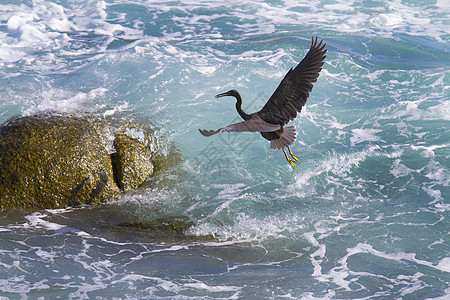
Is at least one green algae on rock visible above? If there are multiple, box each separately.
[0,114,119,209]
[0,114,155,209]
[111,134,154,191]
[119,217,195,235]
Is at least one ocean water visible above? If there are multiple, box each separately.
[0,0,449,298]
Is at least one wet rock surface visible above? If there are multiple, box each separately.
[0,114,155,209]
[111,134,154,192]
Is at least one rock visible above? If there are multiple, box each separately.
[0,114,119,209]
[111,134,154,191]
[118,217,195,235]
[0,113,155,209]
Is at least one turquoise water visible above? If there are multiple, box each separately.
[0,0,449,298]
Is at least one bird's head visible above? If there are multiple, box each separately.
[215,89,240,99]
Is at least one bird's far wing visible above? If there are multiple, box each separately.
[257,37,326,126]
[199,116,281,137]
[221,117,281,133]
[199,128,221,136]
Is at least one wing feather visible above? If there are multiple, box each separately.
[258,37,326,126]
[199,114,281,137]
[222,118,281,133]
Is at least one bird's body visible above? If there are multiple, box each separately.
[199,37,327,169]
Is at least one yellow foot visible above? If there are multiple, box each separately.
[290,153,299,163]
[287,158,297,169]
[288,146,299,162]
[283,148,298,169]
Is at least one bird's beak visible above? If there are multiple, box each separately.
[215,92,228,99]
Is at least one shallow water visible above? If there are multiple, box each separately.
[0,0,449,299]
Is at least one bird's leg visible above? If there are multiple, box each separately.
[287,145,299,162]
[283,148,297,169]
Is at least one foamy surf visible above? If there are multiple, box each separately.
[0,0,449,299]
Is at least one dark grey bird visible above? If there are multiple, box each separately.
[199,37,326,169]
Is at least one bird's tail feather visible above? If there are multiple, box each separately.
[270,126,297,150]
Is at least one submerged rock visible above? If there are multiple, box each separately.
[0,113,155,209]
[118,217,196,235]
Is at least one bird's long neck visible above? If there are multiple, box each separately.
[234,93,251,120]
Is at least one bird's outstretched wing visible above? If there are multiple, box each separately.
[199,115,281,137]
[257,37,326,126]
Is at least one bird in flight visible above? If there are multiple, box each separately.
[199,37,326,169]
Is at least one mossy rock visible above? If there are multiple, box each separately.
[0,113,158,209]
[111,134,154,191]
[118,217,195,234]
[0,114,120,209]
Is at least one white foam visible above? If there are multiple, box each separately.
[150,245,189,253]
[310,241,448,292]
[116,274,241,297]
[410,144,448,159]
[323,3,353,11]
[301,290,337,300]
[0,0,143,73]
[4,0,74,50]
[18,23,51,45]
[7,14,33,32]
[0,277,50,296]
[423,160,450,186]
[0,44,27,63]
[248,0,448,39]
[391,100,450,122]
[350,128,382,146]
[24,212,65,231]
[189,211,303,245]
[427,238,445,250]
[290,146,382,197]
[192,65,217,75]
[390,159,414,178]
[35,249,56,261]
[370,13,403,27]
[183,282,241,292]
[22,87,108,116]
[436,257,450,273]
[103,101,129,117]
[398,272,426,297]
[426,101,450,121]
[0,0,448,75]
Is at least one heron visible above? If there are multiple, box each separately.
[199,37,326,169]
